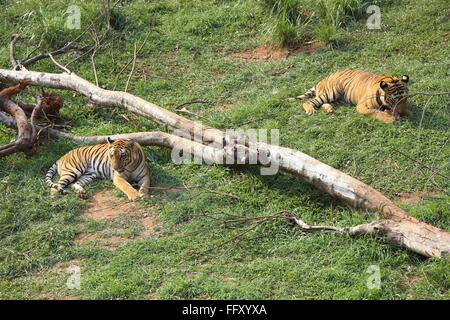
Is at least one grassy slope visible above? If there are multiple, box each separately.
[0,0,448,299]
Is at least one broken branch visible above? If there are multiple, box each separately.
[285,212,449,259]
[0,96,34,156]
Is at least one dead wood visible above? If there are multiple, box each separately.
[285,212,449,258]
[0,96,34,156]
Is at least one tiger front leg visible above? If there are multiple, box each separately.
[137,174,150,199]
[71,172,97,199]
[303,102,317,115]
[321,103,335,114]
[50,173,75,197]
[113,172,140,201]
[303,96,330,115]
[356,103,395,124]
[50,185,63,197]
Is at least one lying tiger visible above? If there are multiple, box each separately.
[297,70,410,123]
[46,138,150,200]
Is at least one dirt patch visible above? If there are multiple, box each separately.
[397,192,441,205]
[75,191,158,246]
[51,259,81,275]
[74,232,98,245]
[103,235,130,247]
[76,190,158,247]
[230,41,324,61]
[401,274,424,286]
[288,41,326,56]
[231,45,289,61]
[146,293,157,300]
[84,191,137,220]
[139,216,158,237]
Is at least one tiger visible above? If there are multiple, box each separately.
[296,70,410,123]
[45,138,150,200]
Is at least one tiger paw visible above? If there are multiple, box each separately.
[73,184,87,199]
[303,103,317,115]
[78,191,88,200]
[322,103,335,114]
[127,191,140,201]
[138,192,149,200]
[50,187,61,197]
[382,110,396,124]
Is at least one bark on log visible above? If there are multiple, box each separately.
[0,114,245,169]
[286,213,449,259]
[0,96,34,156]
[0,69,449,259]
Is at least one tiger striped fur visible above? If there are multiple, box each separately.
[45,138,150,200]
[297,70,410,123]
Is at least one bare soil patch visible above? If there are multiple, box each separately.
[139,216,157,237]
[401,274,423,286]
[51,259,81,275]
[146,293,157,300]
[230,41,324,61]
[76,191,159,247]
[84,191,137,220]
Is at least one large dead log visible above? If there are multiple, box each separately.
[0,69,449,259]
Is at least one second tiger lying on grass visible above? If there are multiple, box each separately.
[45,138,150,200]
[297,70,410,124]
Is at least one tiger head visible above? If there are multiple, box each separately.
[378,75,409,114]
[107,137,135,173]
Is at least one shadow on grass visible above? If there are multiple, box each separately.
[236,166,343,210]
[408,103,449,132]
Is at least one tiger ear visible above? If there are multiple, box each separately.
[380,81,388,90]
[401,75,409,83]
[106,137,114,145]
[126,139,135,148]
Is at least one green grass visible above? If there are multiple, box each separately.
[259,0,369,46]
[0,0,449,299]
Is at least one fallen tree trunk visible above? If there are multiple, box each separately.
[0,69,449,259]
[0,113,247,169]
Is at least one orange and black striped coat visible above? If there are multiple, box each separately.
[46,138,150,200]
[298,70,410,123]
